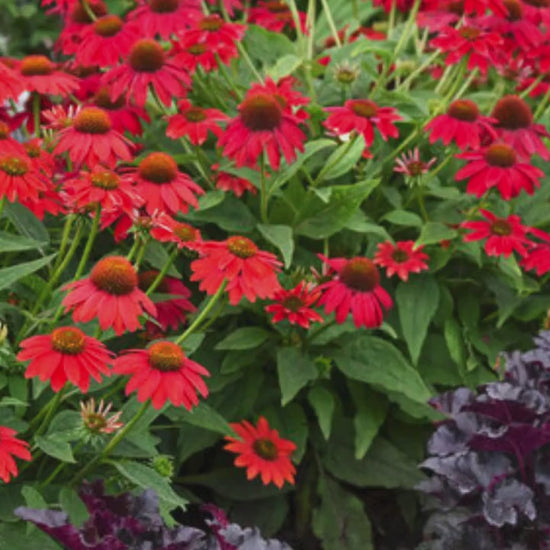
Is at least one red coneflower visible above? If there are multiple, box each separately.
[0,121,27,157]
[0,154,48,203]
[0,62,22,103]
[170,38,218,73]
[374,241,430,282]
[17,327,113,392]
[317,255,393,329]
[62,256,157,335]
[219,84,307,170]
[455,143,544,199]
[190,236,282,305]
[425,99,497,150]
[248,1,307,33]
[491,95,550,160]
[521,244,550,276]
[206,0,243,16]
[138,270,196,331]
[323,99,401,153]
[53,106,134,168]
[128,152,203,216]
[215,170,257,197]
[112,340,210,410]
[461,209,530,258]
[63,167,143,214]
[23,138,56,177]
[17,55,80,96]
[265,282,324,329]
[75,15,139,67]
[128,0,202,39]
[149,213,202,249]
[21,187,65,220]
[224,416,296,488]
[165,99,229,145]
[0,427,31,483]
[102,38,191,107]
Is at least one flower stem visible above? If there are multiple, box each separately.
[145,248,178,296]
[32,93,41,138]
[40,440,85,488]
[29,384,68,438]
[259,154,269,223]
[175,280,227,346]
[313,136,357,186]
[70,400,150,486]
[319,0,341,47]
[73,205,101,282]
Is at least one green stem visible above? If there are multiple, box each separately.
[70,401,150,486]
[416,187,429,222]
[307,319,336,344]
[534,84,550,119]
[31,385,68,438]
[175,280,227,345]
[319,0,341,46]
[32,93,41,138]
[73,205,101,282]
[0,196,5,222]
[236,43,263,83]
[520,73,545,99]
[146,248,178,296]
[396,50,440,92]
[52,215,75,273]
[313,136,356,186]
[41,440,85,487]
[259,155,269,223]
[126,238,141,261]
[80,0,97,20]
[133,236,149,270]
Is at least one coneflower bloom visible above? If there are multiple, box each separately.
[170,38,219,73]
[190,236,282,305]
[224,416,296,488]
[165,99,229,145]
[461,209,530,258]
[63,167,143,214]
[0,427,31,483]
[0,62,22,103]
[374,241,430,281]
[0,121,27,156]
[74,15,139,67]
[0,154,48,203]
[79,398,123,436]
[113,340,210,410]
[265,282,324,329]
[62,256,157,335]
[128,152,203,216]
[17,327,113,392]
[21,187,65,220]
[215,170,257,197]
[521,244,550,276]
[16,55,80,96]
[455,143,544,199]
[102,38,191,107]
[128,0,202,39]
[138,270,196,331]
[491,95,550,160]
[425,99,497,150]
[23,138,56,177]
[206,0,243,16]
[219,85,307,170]
[323,99,401,151]
[248,1,307,33]
[53,106,134,168]
[149,213,202,249]
[394,148,436,178]
[317,255,393,328]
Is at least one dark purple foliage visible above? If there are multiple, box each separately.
[419,330,550,549]
[14,481,291,550]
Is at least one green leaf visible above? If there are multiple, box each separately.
[186,195,256,232]
[416,222,457,246]
[59,487,88,527]
[444,318,467,381]
[0,522,61,550]
[244,25,295,65]
[396,275,440,365]
[332,334,432,404]
[0,231,47,253]
[307,387,335,440]
[264,402,308,463]
[257,224,294,268]
[196,189,225,210]
[4,202,49,246]
[321,135,366,181]
[348,384,388,460]
[112,461,188,511]
[267,54,302,80]
[216,327,270,350]
[382,210,423,227]
[277,347,318,406]
[295,179,380,239]
[313,477,373,550]
[21,486,47,510]
[0,397,27,407]
[0,254,57,293]
[35,435,75,463]
[47,410,82,441]
[167,402,234,435]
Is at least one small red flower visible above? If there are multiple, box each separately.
[16,55,80,96]
[491,95,550,160]
[521,244,550,276]
[324,99,401,152]
[0,427,31,483]
[102,38,191,107]
[113,340,210,410]
[149,213,202,249]
[190,236,282,305]
[461,209,530,258]
[215,169,257,197]
[425,99,497,150]
[128,152,204,216]
[0,121,28,157]
[138,270,196,331]
[265,282,324,329]
[317,256,393,328]
[17,327,113,392]
[219,83,307,170]
[224,416,296,488]
[455,143,544,200]
[374,241,429,282]
[0,62,22,103]
[0,154,48,203]
[165,99,229,145]
[53,106,134,168]
[75,15,139,67]
[62,256,157,335]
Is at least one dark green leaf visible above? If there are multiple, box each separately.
[0,522,61,549]
[0,254,57,293]
[167,402,234,435]
[257,224,294,268]
[321,135,366,181]
[216,327,270,350]
[307,387,335,440]
[59,487,88,527]
[186,195,256,232]
[21,486,47,510]
[4,203,49,246]
[382,210,423,227]
[0,232,47,253]
[416,222,457,246]
[35,435,75,463]
[277,347,317,405]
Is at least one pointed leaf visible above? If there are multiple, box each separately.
[277,347,317,406]
[0,254,57,293]
[307,387,335,440]
[257,224,294,268]
[216,327,270,350]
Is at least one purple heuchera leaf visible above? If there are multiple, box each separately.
[482,479,536,527]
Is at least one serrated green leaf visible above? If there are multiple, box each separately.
[257,224,294,268]
[396,275,440,365]
[307,387,335,440]
[277,347,317,406]
[0,254,57,293]
[216,327,270,350]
